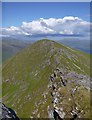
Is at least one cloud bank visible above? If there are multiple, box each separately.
[1,16,90,39]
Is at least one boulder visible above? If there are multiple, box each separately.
[1,103,20,120]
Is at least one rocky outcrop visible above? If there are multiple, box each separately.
[1,66,90,119]
[1,103,20,120]
[47,67,90,119]
[48,67,66,119]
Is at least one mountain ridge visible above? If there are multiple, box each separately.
[2,39,91,119]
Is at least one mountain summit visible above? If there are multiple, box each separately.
[2,39,91,119]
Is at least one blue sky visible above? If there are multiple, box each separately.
[2,2,90,27]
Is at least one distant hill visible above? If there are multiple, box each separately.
[57,38,91,54]
[2,37,32,62]
[2,39,91,119]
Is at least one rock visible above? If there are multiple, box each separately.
[71,86,78,94]
[69,98,71,101]
[56,68,60,72]
[48,68,90,119]
[54,73,56,78]
[53,109,63,120]
[48,82,53,89]
[53,97,58,104]
[51,92,54,97]
[50,75,54,82]
[1,103,20,120]
[55,92,60,97]
[60,77,66,86]
[70,108,81,119]
[52,85,56,90]
[30,115,33,118]
[5,79,10,83]
[32,109,38,115]
[37,113,40,118]
[54,107,65,120]
[43,93,47,102]
[47,106,54,119]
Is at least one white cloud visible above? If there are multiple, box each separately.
[1,16,90,38]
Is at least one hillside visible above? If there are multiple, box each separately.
[57,38,90,55]
[2,38,31,62]
[2,39,91,119]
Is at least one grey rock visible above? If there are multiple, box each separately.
[54,107,65,119]
[1,103,20,120]
[47,106,54,119]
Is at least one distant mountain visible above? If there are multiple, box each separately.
[2,39,91,119]
[2,37,33,62]
[57,38,91,55]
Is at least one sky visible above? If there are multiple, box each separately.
[1,2,90,40]
[2,2,90,27]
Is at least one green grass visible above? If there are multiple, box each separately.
[2,39,91,118]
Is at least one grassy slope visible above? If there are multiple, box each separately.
[2,39,90,118]
[2,38,30,62]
